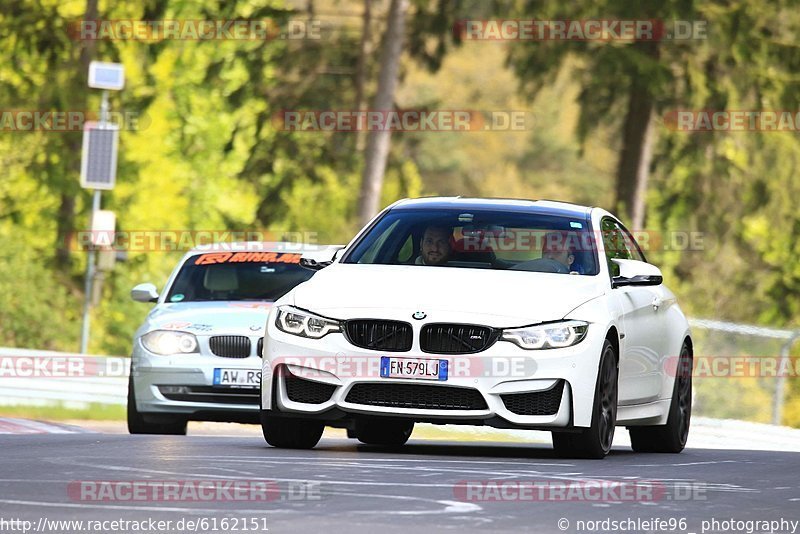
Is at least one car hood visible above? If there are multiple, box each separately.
[143,301,274,336]
[291,264,605,328]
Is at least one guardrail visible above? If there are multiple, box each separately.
[0,347,128,406]
[2,317,799,423]
[687,319,799,426]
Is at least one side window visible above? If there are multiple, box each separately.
[397,235,413,263]
[601,218,625,276]
[617,223,646,263]
[601,218,645,276]
[357,219,399,264]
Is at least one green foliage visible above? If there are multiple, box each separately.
[0,227,80,350]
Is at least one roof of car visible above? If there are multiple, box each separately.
[390,197,593,218]
[186,241,316,254]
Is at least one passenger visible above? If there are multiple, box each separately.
[541,231,576,271]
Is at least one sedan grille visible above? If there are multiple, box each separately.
[420,323,499,354]
[345,383,488,411]
[500,381,565,416]
[344,320,413,352]
[209,336,251,358]
[257,337,264,358]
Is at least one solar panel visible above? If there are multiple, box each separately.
[80,121,119,190]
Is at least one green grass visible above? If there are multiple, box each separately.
[0,403,125,421]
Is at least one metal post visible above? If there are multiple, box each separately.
[79,190,101,354]
[79,90,109,354]
[772,335,798,426]
[100,90,109,123]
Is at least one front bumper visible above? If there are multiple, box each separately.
[131,338,263,423]
[262,320,605,429]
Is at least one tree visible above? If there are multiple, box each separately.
[353,0,373,151]
[505,3,681,230]
[357,0,408,225]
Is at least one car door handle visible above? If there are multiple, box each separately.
[652,296,663,311]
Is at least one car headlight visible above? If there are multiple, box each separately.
[141,330,199,355]
[275,306,340,339]
[501,320,589,350]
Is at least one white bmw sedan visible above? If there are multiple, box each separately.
[260,198,693,458]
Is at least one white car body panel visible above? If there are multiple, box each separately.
[261,200,691,431]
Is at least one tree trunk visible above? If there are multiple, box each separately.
[354,0,373,151]
[615,89,655,231]
[56,0,98,269]
[615,43,659,232]
[357,0,407,225]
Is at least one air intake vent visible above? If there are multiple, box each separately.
[284,370,337,404]
[500,381,565,416]
[158,386,259,405]
[345,383,488,410]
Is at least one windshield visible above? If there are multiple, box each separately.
[165,252,314,303]
[342,208,599,275]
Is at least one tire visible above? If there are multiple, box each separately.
[629,342,692,453]
[261,413,324,449]
[552,339,618,459]
[127,373,187,435]
[355,419,414,446]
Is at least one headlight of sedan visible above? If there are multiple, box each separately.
[275,306,341,339]
[141,330,199,355]
[501,320,589,350]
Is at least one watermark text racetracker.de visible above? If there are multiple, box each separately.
[273,109,532,132]
[454,19,707,41]
[664,356,800,378]
[454,480,706,502]
[0,110,146,132]
[276,355,538,379]
[69,230,319,251]
[665,110,800,131]
[68,479,321,502]
[0,355,128,378]
[69,19,321,41]
[0,516,270,534]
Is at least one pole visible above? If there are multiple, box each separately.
[79,190,100,353]
[79,90,109,354]
[772,335,797,426]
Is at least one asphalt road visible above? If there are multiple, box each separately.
[0,432,798,534]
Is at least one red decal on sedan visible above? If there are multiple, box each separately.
[194,252,301,265]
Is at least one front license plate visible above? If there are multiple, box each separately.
[213,368,261,388]
[380,357,448,381]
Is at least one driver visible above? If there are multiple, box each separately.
[541,231,576,271]
[415,225,453,266]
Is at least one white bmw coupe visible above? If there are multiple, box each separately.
[260,198,692,458]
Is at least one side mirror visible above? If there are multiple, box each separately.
[300,245,346,270]
[131,283,159,303]
[611,259,663,288]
